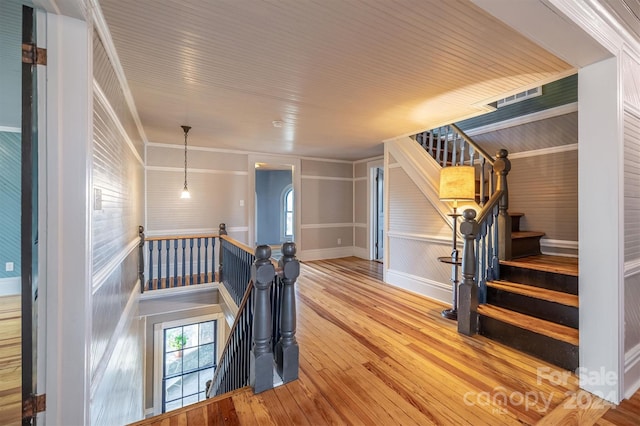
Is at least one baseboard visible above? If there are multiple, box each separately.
[298,246,354,261]
[353,246,369,260]
[540,239,578,258]
[625,342,640,399]
[385,269,451,304]
[0,277,21,296]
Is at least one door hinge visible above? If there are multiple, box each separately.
[22,43,47,65]
[23,393,46,419]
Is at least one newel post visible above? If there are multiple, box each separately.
[276,242,300,383]
[458,209,479,336]
[494,149,512,261]
[138,225,145,293]
[218,223,227,282]
[250,245,275,393]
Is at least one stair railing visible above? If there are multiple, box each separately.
[415,123,495,206]
[458,150,511,336]
[219,232,256,306]
[413,124,512,336]
[207,242,300,397]
[142,229,221,292]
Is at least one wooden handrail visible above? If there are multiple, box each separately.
[145,233,219,241]
[450,123,495,166]
[220,234,254,256]
[475,189,504,225]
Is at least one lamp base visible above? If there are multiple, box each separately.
[441,308,457,321]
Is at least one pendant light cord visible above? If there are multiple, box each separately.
[181,125,191,190]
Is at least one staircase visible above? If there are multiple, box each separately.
[482,213,579,371]
[410,125,579,371]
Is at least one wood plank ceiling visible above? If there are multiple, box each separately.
[98,0,574,160]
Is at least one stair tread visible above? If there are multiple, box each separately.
[509,212,525,217]
[500,254,578,276]
[478,304,579,346]
[488,280,579,308]
[512,231,545,239]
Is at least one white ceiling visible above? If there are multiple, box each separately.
[98,0,575,160]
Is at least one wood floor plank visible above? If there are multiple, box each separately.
[133,257,640,426]
[0,295,21,426]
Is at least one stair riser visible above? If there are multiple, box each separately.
[511,237,542,258]
[479,316,578,371]
[500,265,578,295]
[486,288,578,329]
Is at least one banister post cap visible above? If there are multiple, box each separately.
[462,209,476,221]
[281,242,296,257]
[279,242,300,280]
[255,245,271,260]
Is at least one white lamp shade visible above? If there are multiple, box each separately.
[439,166,475,202]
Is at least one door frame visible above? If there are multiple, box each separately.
[247,154,301,250]
[367,159,384,261]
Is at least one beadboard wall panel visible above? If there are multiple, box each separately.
[354,180,367,224]
[146,169,247,232]
[354,162,367,178]
[388,167,450,237]
[0,132,21,280]
[93,29,144,158]
[508,150,578,242]
[301,159,353,178]
[93,100,144,275]
[623,53,640,110]
[90,28,145,426]
[147,145,247,171]
[625,274,640,352]
[301,227,353,250]
[0,0,20,128]
[91,250,138,377]
[301,179,353,225]
[355,226,367,249]
[387,237,451,289]
[91,314,144,425]
[470,111,577,156]
[624,110,640,262]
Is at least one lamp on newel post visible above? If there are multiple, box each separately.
[439,165,475,320]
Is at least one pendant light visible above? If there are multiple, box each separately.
[180,125,191,199]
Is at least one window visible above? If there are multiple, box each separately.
[283,186,293,239]
[154,314,223,414]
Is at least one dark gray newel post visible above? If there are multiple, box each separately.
[276,242,300,383]
[218,223,227,282]
[458,209,479,336]
[138,225,145,293]
[494,149,512,261]
[250,245,275,393]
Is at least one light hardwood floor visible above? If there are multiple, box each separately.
[133,257,640,425]
[0,295,21,426]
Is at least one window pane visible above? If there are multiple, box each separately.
[183,324,198,348]
[199,368,214,391]
[286,189,293,210]
[183,394,199,406]
[165,399,182,412]
[164,376,182,402]
[165,327,184,353]
[183,372,199,397]
[199,321,214,344]
[182,347,199,372]
[286,213,293,236]
[199,343,215,368]
[165,352,182,376]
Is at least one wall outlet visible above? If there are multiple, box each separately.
[337,238,342,245]
[239,199,245,207]
[5,262,14,272]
